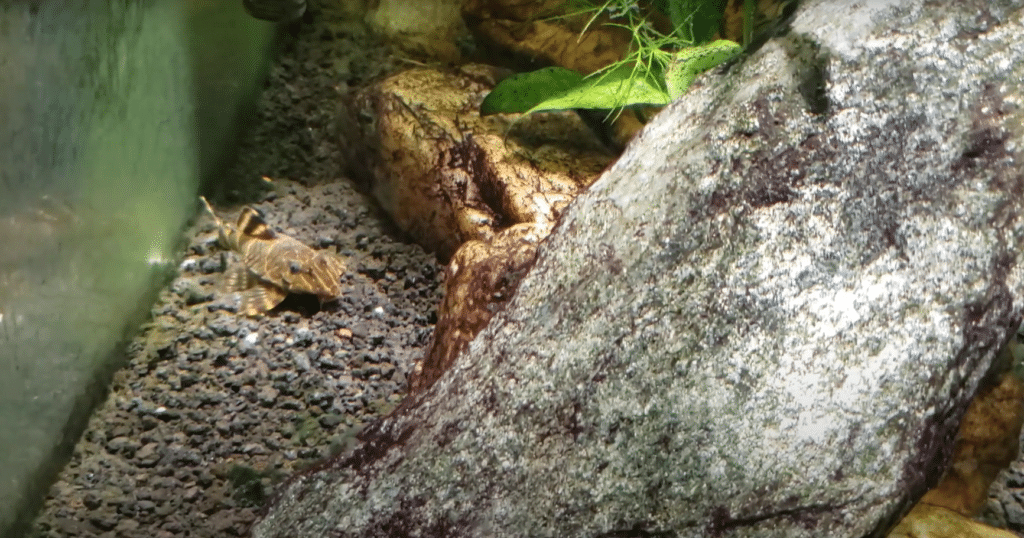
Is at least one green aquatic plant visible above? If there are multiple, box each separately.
[479,0,754,117]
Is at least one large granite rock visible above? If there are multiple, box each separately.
[255,1,1024,537]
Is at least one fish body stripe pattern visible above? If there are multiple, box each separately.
[199,197,346,315]
[232,221,345,298]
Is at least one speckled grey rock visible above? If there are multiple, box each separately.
[254,1,1024,537]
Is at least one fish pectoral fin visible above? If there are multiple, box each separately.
[238,282,288,317]
[224,265,258,292]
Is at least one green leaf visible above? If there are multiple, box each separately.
[525,62,671,114]
[480,67,587,116]
[664,39,742,98]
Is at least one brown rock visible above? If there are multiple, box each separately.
[462,0,632,74]
[410,222,544,392]
[888,503,1018,538]
[920,371,1024,517]
[344,65,613,391]
[342,64,611,260]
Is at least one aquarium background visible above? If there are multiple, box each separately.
[0,1,275,535]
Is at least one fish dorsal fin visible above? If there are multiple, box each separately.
[199,196,238,248]
[237,207,276,240]
[199,196,223,228]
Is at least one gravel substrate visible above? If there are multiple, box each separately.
[28,6,443,538]
[29,183,442,538]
